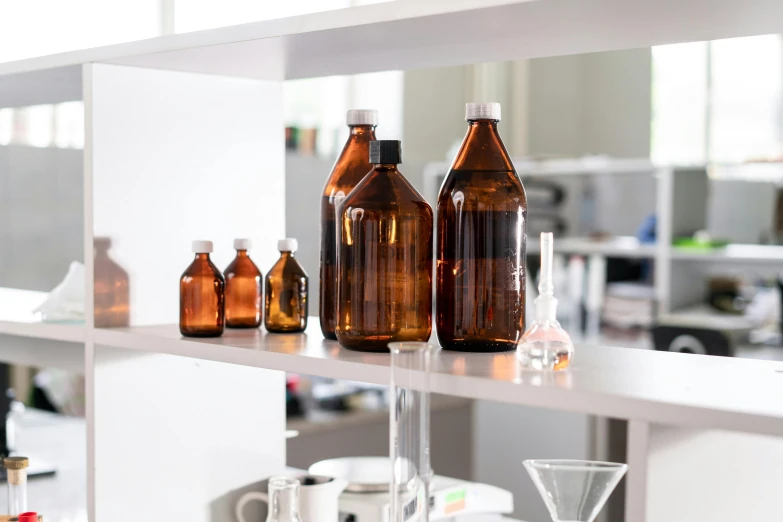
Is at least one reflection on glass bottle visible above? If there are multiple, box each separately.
[336,140,433,351]
[225,238,263,328]
[180,240,225,337]
[436,103,527,352]
[266,239,308,333]
[94,237,130,328]
[320,110,378,340]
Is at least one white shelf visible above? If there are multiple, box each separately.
[671,244,783,263]
[94,323,783,437]
[1,0,782,80]
[0,287,86,342]
[0,288,85,373]
[517,157,657,177]
[528,236,657,258]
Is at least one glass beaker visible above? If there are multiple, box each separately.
[523,459,628,522]
[266,476,302,522]
[389,342,434,522]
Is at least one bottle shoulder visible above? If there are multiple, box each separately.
[225,256,261,277]
[437,169,527,209]
[181,259,225,281]
[342,168,433,216]
[268,256,308,279]
[322,138,375,198]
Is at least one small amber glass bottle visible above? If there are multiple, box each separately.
[224,238,263,328]
[336,140,433,351]
[180,240,225,337]
[320,110,378,340]
[436,103,527,352]
[265,239,308,333]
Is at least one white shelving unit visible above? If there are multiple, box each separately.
[1,1,783,521]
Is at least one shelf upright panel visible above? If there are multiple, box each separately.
[86,62,287,521]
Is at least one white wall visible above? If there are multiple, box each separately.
[528,48,652,158]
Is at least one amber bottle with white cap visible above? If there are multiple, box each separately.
[266,239,308,333]
[180,240,225,337]
[436,103,527,352]
[320,109,378,340]
[225,238,263,328]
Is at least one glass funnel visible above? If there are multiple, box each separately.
[523,459,628,522]
[389,342,434,522]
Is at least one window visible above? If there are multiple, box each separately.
[652,34,783,166]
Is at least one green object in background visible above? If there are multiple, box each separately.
[672,237,730,249]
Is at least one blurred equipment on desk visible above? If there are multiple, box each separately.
[602,282,656,330]
[308,457,513,522]
[287,375,386,419]
[654,277,782,356]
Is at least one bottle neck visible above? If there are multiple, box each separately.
[348,124,376,139]
[236,250,248,257]
[195,253,210,261]
[452,119,514,172]
[280,251,294,258]
[373,163,399,170]
[269,479,300,522]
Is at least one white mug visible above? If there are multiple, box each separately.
[236,475,348,522]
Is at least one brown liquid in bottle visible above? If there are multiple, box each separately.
[336,140,433,351]
[436,104,527,352]
[180,241,225,337]
[266,239,308,333]
[94,237,130,328]
[320,111,377,340]
[224,239,263,328]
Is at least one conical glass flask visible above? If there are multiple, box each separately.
[517,232,574,370]
[523,459,628,522]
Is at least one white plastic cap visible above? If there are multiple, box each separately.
[192,240,213,253]
[346,109,378,126]
[234,238,252,250]
[466,102,501,121]
[278,238,298,252]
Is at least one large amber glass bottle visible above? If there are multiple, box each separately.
[336,140,433,351]
[320,110,378,340]
[180,240,225,337]
[266,239,308,333]
[224,238,263,328]
[436,103,527,352]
